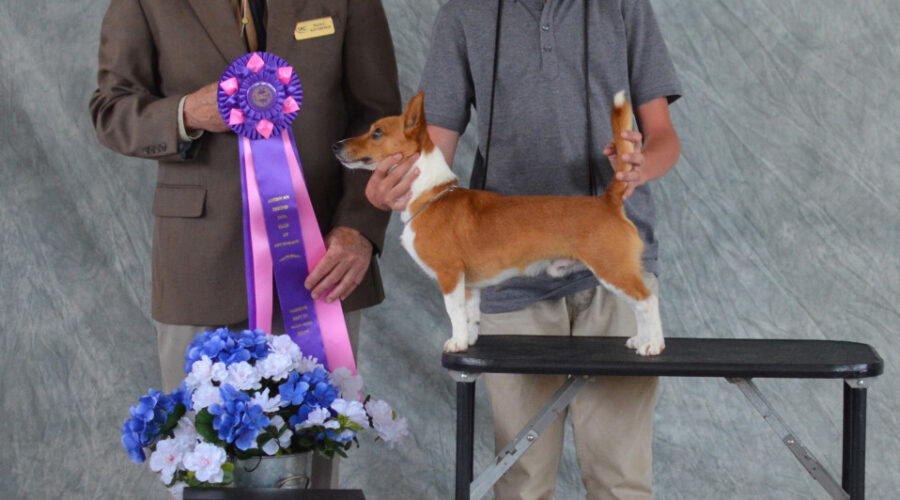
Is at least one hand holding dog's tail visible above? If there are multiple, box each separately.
[605,90,634,204]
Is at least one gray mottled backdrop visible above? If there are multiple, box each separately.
[1,1,897,499]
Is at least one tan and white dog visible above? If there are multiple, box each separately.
[333,91,664,356]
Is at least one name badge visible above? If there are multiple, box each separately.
[294,17,335,40]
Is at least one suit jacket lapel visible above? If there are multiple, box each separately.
[187,0,247,63]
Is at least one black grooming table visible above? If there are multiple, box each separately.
[442,336,883,500]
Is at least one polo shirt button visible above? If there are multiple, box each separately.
[541,24,550,31]
[543,45,552,52]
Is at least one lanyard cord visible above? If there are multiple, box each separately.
[584,0,598,195]
[480,0,504,190]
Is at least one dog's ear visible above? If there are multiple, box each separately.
[403,91,426,138]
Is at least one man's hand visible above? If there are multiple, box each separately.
[184,82,231,134]
[365,153,420,211]
[603,130,646,201]
[304,226,373,303]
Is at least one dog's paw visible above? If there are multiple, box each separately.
[626,335,665,356]
[444,337,469,353]
[467,322,479,345]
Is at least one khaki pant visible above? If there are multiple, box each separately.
[155,310,361,489]
[481,273,659,500]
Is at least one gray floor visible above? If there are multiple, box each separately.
[1,1,897,499]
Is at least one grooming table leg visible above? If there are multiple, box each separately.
[843,379,869,500]
[451,372,479,500]
[728,378,848,500]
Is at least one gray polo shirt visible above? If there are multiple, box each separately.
[420,0,682,314]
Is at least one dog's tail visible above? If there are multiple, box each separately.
[604,90,634,205]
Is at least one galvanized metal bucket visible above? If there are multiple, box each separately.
[232,453,312,489]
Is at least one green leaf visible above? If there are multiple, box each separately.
[194,409,226,446]
[161,403,187,434]
[234,448,263,460]
[184,471,202,487]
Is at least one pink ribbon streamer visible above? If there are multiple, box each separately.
[281,130,356,375]
[242,137,274,331]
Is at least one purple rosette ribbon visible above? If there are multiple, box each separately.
[218,52,355,374]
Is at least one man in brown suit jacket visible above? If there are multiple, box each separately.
[89,0,399,476]
[90,0,400,488]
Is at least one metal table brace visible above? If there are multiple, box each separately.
[730,377,855,500]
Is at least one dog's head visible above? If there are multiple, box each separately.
[332,91,431,170]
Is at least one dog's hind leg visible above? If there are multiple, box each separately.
[625,292,664,356]
[465,288,480,346]
[580,227,664,355]
[592,272,665,356]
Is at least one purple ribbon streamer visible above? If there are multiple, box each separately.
[242,134,326,362]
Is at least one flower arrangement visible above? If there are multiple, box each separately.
[122,328,407,493]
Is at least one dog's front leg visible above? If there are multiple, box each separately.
[442,278,469,353]
[465,288,480,346]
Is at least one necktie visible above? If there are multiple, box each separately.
[248,0,266,51]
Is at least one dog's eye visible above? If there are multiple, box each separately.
[371,128,383,140]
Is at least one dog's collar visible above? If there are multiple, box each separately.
[402,184,459,224]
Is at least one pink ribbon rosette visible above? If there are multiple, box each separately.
[217,51,355,374]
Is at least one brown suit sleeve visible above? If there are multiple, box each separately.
[88,0,189,161]
[332,0,401,254]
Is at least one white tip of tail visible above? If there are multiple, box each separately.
[614,90,626,108]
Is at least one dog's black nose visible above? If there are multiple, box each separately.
[331,141,342,153]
